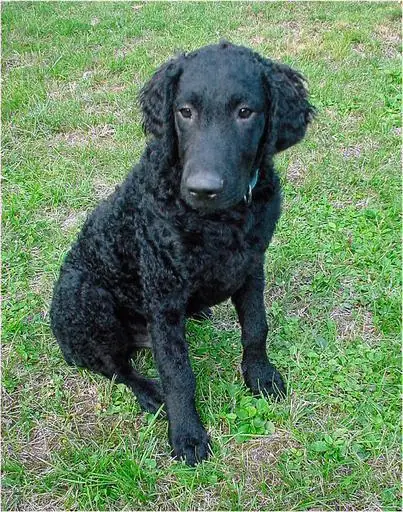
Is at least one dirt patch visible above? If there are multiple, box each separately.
[342,145,362,159]
[154,483,222,512]
[264,281,287,305]
[2,388,18,430]
[47,71,130,104]
[34,207,88,233]
[62,378,102,438]
[331,197,372,209]
[235,14,325,58]
[27,245,53,298]
[375,24,401,58]
[47,80,78,101]
[50,130,87,146]
[280,21,323,58]
[264,265,313,320]
[115,31,155,59]
[367,451,401,482]
[3,51,41,71]
[323,108,364,132]
[27,373,103,441]
[223,431,296,506]
[2,489,65,512]
[250,35,265,46]
[50,124,115,147]
[330,304,380,344]
[91,124,116,138]
[211,300,239,332]
[156,432,296,510]
[19,425,62,469]
[107,84,127,93]
[87,81,129,96]
[61,211,87,232]
[242,431,299,467]
[341,139,380,159]
[286,158,307,185]
[30,272,52,298]
[92,177,116,200]
[352,43,367,58]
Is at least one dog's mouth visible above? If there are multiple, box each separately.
[181,189,246,213]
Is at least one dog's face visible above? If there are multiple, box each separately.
[140,43,314,212]
[174,49,267,211]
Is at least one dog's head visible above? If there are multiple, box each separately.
[140,42,315,212]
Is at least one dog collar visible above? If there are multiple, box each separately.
[244,169,259,205]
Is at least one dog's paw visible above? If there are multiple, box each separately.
[136,379,164,413]
[170,422,211,466]
[243,361,286,400]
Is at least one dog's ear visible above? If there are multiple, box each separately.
[257,56,315,153]
[272,62,315,152]
[139,57,183,161]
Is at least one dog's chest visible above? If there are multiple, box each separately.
[184,217,258,303]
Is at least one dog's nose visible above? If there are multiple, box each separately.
[186,173,224,200]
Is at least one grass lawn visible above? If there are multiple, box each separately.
[2,2,401,510]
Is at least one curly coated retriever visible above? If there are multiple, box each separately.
[50,42,315,465]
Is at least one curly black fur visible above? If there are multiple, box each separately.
[50,42,314,465]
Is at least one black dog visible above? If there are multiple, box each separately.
[50,42,314,465]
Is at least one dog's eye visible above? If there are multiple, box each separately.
[178,107,192,119]
[238,107,253,119]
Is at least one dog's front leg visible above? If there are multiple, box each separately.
[149,308,210,465]
[232,264,286,399]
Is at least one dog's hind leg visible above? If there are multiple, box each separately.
[79,327,164,413]
[99,354,164,413]
[51,275,163,412]
[87,323,164,412]
[69,337,164,413]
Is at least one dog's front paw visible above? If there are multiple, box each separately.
[169,421,211,466]
[242,360,286,400]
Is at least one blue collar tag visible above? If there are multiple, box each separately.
[244,169,259,205]
[249,169,259,190]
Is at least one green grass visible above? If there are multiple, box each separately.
[2,2,401,510]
